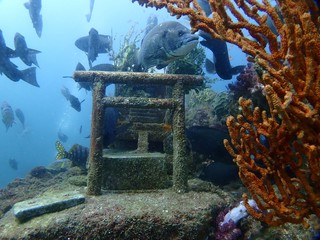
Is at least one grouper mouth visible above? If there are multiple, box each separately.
[169,34,199,57]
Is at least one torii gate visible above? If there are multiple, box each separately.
[73,71,204,196]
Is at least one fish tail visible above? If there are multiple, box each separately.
[21,67,39,87]
[231,65,246,75]
[27,50,40,67]
[55,141,67,160]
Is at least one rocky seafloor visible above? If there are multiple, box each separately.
[0,161,318,240]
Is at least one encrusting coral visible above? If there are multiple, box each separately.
[132,0,320,226]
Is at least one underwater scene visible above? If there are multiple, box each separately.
[0,0,319,239]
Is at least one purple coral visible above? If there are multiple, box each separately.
[227,63,268,111]
[227,63,262,100]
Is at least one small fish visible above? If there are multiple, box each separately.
[15,108,25,129]
[161,123,172,132]
[55,141,89,168]
[137,21,199,70]
[8,158,18,170]
[14,32,41,67]
[61,86,85,112]
[1,101,15,131]
[24,0,42,37]
[0,58,38,86]
[79,125,82,134]
[75,28,112,68]
[58,129,68,143]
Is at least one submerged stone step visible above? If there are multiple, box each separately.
[13,191,85,222]
[102,150,170,190]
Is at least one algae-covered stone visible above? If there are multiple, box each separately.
[68,175,87,186]
[13,191,85,222]
[102,151,170,190]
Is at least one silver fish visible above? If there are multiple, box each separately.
[1,101,14,131]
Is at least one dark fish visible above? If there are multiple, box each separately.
[1,101,14,131]
[86,0,95,22]
[79,125,82,134]
[199,30,245,80]
[14,32,41,67]
[24,0,42,37]
[8,158,18,170]
[69,95,84,112]
[138,21,199,70]
[0,57,38,86]
[0,30,39,87]
[75,28,112,68]
[55,141,89,168]
[75,62,116,91]
[58,129,68,143]
[15,108,25,129]
[61,86,85,112]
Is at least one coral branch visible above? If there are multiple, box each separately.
[132,0,320,226]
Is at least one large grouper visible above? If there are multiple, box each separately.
[137,21,199,70]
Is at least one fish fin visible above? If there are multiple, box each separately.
[6,47,17,58]
[21,67,39,87]
[76,62,86,71]
[199,40,210,49]
[28,48,41,54]
[28,52,40,67]
[231,65,246,75]
[80,99,85,104]
[24,2,30,9]
[55,141,66,160]
[86,13,92,22]
[205,58,216,74]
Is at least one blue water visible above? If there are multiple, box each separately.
[0,0,246,188]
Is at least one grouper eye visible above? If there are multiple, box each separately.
[178,31,184,37]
